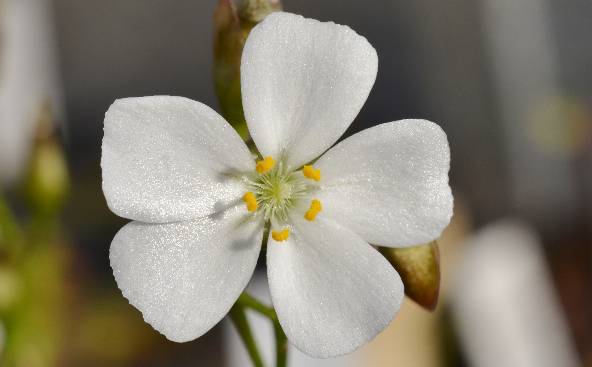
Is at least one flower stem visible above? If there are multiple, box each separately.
[273,319,288,367]
[236,292,274,318]
[229,301,265,367]
[0,194,24,259]
[232,292,289,367]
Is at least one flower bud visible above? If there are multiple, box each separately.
[238,0,282,23]
[213,0,282,140]
[24,103,69,217]
[380,241,441,311]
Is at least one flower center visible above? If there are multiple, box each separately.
[242,156,322,241]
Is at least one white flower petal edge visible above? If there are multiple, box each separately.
[241,12,378,169]
[102,96,254,223]
[316,119,453,248]
[267,216,403,358]
[110,206,263,342]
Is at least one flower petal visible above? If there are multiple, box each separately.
[241,12,377,169]
[102,96,254,223]
[267,216,403,358]
[316,119,453,248]
[110,207,263,343]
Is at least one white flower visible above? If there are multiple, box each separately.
[102,12,452,358]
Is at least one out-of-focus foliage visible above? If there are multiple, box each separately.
[0,105,71,366]
[527,95,592,157]
[1,236,69,367]
[0,106,162,367]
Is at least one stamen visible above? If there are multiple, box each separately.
[271,228,290,242]
[242,192,258,212]
[304,199,322,221]
[256,156,276,174]
[302,165,321,181]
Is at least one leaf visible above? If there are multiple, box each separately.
[380,241,440,311]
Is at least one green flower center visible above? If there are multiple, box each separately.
[246,161,310,223]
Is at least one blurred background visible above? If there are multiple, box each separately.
[0,0,590,366]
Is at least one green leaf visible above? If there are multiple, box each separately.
[380,241,440,311]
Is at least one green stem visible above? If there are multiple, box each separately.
[237,292,275,318]
[0,194,23,258]
[229,301,265,367]
[273,319,288,367]
[233,292,289,367]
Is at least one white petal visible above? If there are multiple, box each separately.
[102,96,254,223]
[316,119,453,247]
[241,12,378,169]
[110,207,263,343]
[267,217,403,358]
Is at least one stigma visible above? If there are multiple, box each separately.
[271,228,290,242]
[304,199,322,221]
[302,165,321,181]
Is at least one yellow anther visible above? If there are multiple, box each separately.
[304,199,322,221]
[271,228,290,242]
[242,192,258,212]
[302,165,321,181]
[256,156,276,174]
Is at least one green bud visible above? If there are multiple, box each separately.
[24,103,69,217]
[380,241,441,311]
[213,0,281,141]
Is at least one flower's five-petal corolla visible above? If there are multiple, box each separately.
[102,12,453,358]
